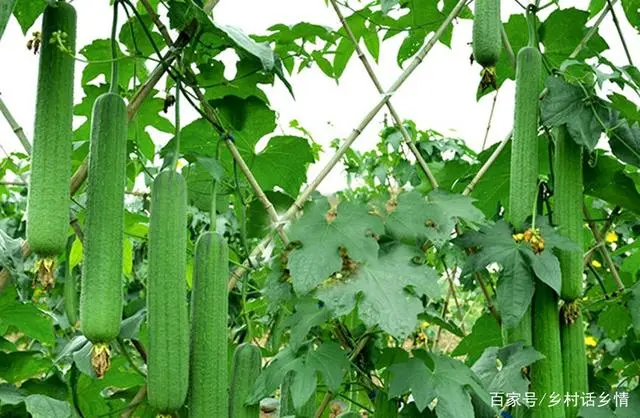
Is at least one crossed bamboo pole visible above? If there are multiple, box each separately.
[327,0,480,326]
[327,0,438,188]
[0,0,623,294]
[227,0,470,288]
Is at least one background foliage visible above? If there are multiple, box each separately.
[0,0,639,417]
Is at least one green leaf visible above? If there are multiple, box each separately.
[68,237,82,269]
[128,92,173,161]
[119,309,146,340]
[381,189,485,248]
[588,0,606,18]
[248,348,300,404]
[540,75,609,151]
[0,0,17,41]
[333,37,355,79]
[12,0,45,34]
[584,153,640,214]
[119,13,166,57]
[0,230,25,281]
[420,309,464,338]
[452,313,502,365]
[0,286,55,345]
[24,395,72,418]
[287,198,384,294]
[607,116,640,168]
[122,238,133,278]
[285,299,330,352]
[389,353,492,416]
[622,0,640,31]
[0,352,52,384]
[458,221,536,327]
[609,93,640,125]
[80,39,140,91]
[251,136,314,197]
[541,8,608,68]
[397,30,426,67]
[214,23,277,71]
[75,357,145,416]
[363,23,380,61]
[598,303,631,341]
[389,357,436,411]
[430,354,492,418]
[471,342,544,396]
[0,383,25,405]
[248,343,349,406]
[382,0,400,13]
[303,342,349,392]
[199,59,271,102]
[424,189,486,238]
[247,191,293,239]
[316,245,440,338]
[522,250,562,295]
[495,249,535,328]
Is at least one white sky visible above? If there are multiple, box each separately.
[1,0,639,194]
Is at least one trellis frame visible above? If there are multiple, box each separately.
[0,0,621,296]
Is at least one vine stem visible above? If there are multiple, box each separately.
[172,81,181,170]
[328,0,439,189]
[583,204,624,291]
[225,0,468,290]
[109,0,119,93]
[442,261,466,333]
[605,0,634,65]
[583,206,620,266]
[462,0,619,196]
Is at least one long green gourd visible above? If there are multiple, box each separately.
[554,125,584,301]
[554,125,588,418]
[504,8,542,348]
[27,1,76,258]
[504,10,543,418]
[229,343,262,418]
[188,232,229,418]
[531,283,565,417]
[147,171,189,413]
[560,305,588,418]
[472,0,501,68]
[79,1,127,378]
[79,95,127,375]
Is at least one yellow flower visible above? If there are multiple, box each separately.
[591,260,602,268]
[585,336,597,347]
[605,231,618,243]
[420,321,429,329]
